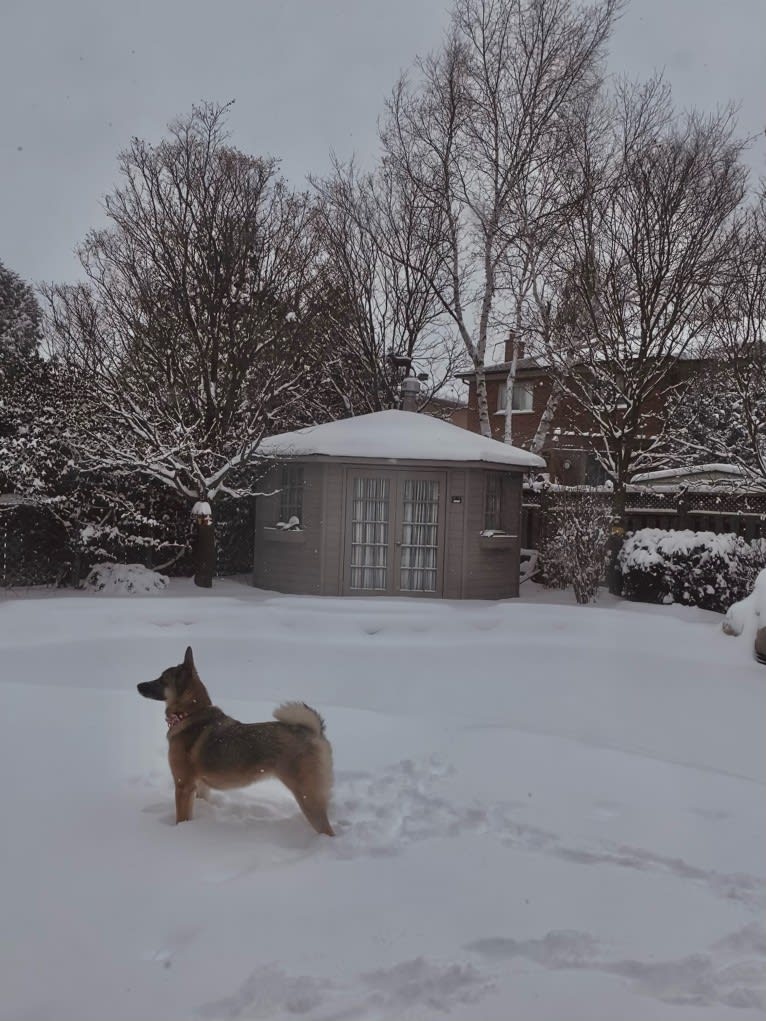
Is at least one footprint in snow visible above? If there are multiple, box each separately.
[465,924,766,1012]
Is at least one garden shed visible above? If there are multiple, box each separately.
[254,409,545,599]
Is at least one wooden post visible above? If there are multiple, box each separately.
[191,501,215,588]
[676,491,689,531]
[607,486,627,596]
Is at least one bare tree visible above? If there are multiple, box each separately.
[44,103,325,586]
[380,0,620,438]
[311,158,463,413]
[667,182,766,482]
[541,78,747,591]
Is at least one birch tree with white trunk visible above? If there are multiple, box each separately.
[311,158,463,414]
[380,0,620,438]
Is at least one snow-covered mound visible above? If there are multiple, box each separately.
[723,567,766,639]
[82,562,169,595]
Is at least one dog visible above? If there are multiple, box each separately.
[137,646,334,835]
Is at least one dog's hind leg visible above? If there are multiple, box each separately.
[196,781,212,801]
[293,791,335,837]
[278,767,334,837]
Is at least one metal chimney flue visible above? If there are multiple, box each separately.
[400,376,421,412]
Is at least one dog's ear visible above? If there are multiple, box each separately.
[183,646,194,671]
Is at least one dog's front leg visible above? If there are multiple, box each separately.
[174,780,196,823]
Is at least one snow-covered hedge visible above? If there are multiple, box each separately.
[618,529,766,613]
[82,563,169,595]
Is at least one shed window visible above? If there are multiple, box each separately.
[484,473,503,531]
[279,464,304,525]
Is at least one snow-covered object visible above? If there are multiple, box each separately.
[258,410,546,469]
[722,567,766,639]
[519,548,539,581]
[190,501,212,518]
[633,463,746,485]
[82,563,169,595]
[0,583,763,1019]
[275,516,301,531]
[621,529,740,566]
[619,528,766,613]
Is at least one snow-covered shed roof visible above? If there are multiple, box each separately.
[259,409,545,470]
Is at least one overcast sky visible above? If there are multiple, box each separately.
[1,0,764,287]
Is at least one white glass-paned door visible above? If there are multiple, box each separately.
[349,477,390,590]
[399,479,440,592]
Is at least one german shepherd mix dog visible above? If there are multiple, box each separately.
[137,647,334,835]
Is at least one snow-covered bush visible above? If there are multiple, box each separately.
[619,529,766,613]
[722,567,766,639]
[519,549,539,583]
[539,491,611,604]
[83,563,169,595]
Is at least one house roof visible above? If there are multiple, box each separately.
[456,356,547,379]
[457,350,711,381]
[425,394,468,411]
[258,409,545,470]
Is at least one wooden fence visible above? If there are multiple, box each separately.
[522,483,766,550]
[0,505,71,588]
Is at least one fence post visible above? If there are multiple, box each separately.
[0,514,6,587]
[676,491,689,531]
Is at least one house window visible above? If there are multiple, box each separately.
[585,454,609,487]
[484,473,503,531]
[279,464,304,525]
[590,371,628,409]
[496,381,534,413]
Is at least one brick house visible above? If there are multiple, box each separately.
[458,336,705,485]
[423,394,469,429]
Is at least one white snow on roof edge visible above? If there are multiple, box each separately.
[633,463,745,482]
[257,410,545,470]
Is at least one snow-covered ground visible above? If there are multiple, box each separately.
[0,579,764,1021]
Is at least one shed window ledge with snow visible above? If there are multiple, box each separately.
[263,527,307,544]
[252,410,544,600]
[478,532,518,550]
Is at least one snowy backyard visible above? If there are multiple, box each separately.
[0,579,764,1021]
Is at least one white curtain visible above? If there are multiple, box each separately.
[350,477,390,590]
[399,479,439,592]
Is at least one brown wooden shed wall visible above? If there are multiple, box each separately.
[253,463,324,594]
[460,470,520,599]
[254,461,522,600]
[442,469,467,599]
[319,463,345,595]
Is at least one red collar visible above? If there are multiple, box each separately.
[166,711,189,731]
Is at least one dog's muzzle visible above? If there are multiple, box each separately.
[137,679,165,701]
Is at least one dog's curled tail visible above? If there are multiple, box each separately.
[274,701,326,737]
